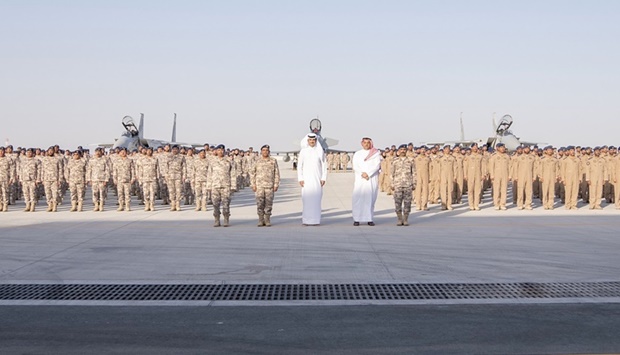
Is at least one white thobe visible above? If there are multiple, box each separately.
[298,146,327,225]
[352,149,382,222]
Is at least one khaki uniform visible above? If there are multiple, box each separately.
[0,156,16,211]
[19,157,42,211]
[138,156,159,211]
[489,152,511,209]
[612,155,620,209]
[391,156,416,221]
[65,158,87,210]
[561,156,581,209]
[438,154,457,210]
[327,153,335,172]
[184,154,196,205]
[453,154,464,204]
[340,153,350,171]
[192,157,210,211]
[414,154,430,210]
[579,155,590,203]
[429,154,441,203]
[603,154,614,203]
[537,156,559,209]
[251,157,280,225]
[463,152,485,210]
[113,157,134,210]
[207,156,237,225]
[166,154,186,210]
[41,156,62,211]
[585,156,607,209]
[382,154,394,195]
[87,156,110,210]
[156,152,170,204]
[513,153,536,209]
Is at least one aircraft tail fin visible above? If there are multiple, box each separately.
[492,112,497,135]
[324,137,339,147]
[459,113,465,141]
[171,113,177,142]
[138,113,144,139]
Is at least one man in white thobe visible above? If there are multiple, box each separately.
[298,134,327,225]
[352,137,382,226]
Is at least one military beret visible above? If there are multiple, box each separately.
[566,146,575,150]
[261,144,270,150]
[609,146,616,150]
[172,144,180,149]
[543,145,553,150]
[398,144,407,150]
[496,143,505,147]
[594,146,601,151]
[216,144,225,150]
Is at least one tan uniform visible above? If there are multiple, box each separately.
[561,156,581,209]
[138,156,159,210]
[113,157,134,210]
[612,155,620,209]
[87,156,110,209]
[414,154,430,210]
[513,153,536,209]
[0,156,16,211]
[193,157,210,211]
[438,154,457,210]
[391,156,416,218]
[489,152,511,209]
[585,156,607,209]
[166,154,186,210]
[41,156,62,210]
[537,155,559,209]
[65,158,87,210]
[19,156,42,210]
[453,154,464,204]
[429,154,441,203]
[463,152,485,210]
[251,157,280,224]
[207,156,237,222]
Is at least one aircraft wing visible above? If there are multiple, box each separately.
[422,140,478,147]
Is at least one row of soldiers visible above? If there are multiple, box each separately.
[384,143,620,225]
[0,144,281,228]
[326,152,351,172]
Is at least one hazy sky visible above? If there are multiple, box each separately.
[1,0,619,151]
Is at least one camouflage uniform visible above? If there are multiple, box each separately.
[340,153,350,172]
[138,155,159,211]
[19,156,41,212]
[41,155,62,211]
[250,156,280,226]
[207,156,236,226]
[0,154,16,211]
[87,156,110,211]
[192,155,209,211]
[157,152,170,204]
[390,156,416,225]
[184,153,196,205]
[65,157,87,211]
[113,157,134,211]
[166,153,186,211]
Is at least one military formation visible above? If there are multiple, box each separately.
[2,141,620,228]
[0,144,281,228]
[376,143,620,225]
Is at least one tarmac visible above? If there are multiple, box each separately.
[2,166,620,353]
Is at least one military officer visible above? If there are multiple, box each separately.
[0,147,16,212]
[193,149,210,212]
[390,144,415,225]
[463,143,485,211]
[414,146,431,211]
[65,150,88,212]
[138,148,159,211]
[113,148,135,211]
[207,144,237,227]
[438,145,457,211]
[19,148,42,212]
[166,145,186,211]
[585,147,607,210]
[537,146,560,210]
[561,146,581,210]
[250,144,280,227]
[41,147,62,212]
[513,145,536,210]
[489,143,511,210]
[87,147,110,211]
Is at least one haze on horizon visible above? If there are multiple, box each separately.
[1,0,619,151]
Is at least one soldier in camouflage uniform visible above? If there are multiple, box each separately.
[0,147,16,212]
[166,145,186,211]
[65,150,88,212]
[250,144,280,227]
[192,149,209,212]
[113,148,135,211]
[391,144,416,226]
[87,148,110,211]
[207,144,237,227]
[41,147,62,212]
[138,148,159,212]
[19,148,42,212]
[184,148,196,206]
[157,145,171,204]
[340,152,351,172]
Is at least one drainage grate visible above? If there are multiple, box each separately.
[0,282,619,301]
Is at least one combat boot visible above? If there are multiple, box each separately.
[264,215,271,227]
[125,202,131,211]
[223,213,230,227]
[201,200,207,212]
[402,213,410,226]
[93,202,100,212]
[77,201,83,212]
[150,202,155,211]
[24,203,30,212]
[70,202,77,212]
[170,202,175,211]
[213,216,221,227]
[195,203,200,212]
[257,214,264,227]
[2,203,8,212]
[46,203,53,212]
[396,212,403,226]
[52,201,57,212]
[29,203,36,212]
[144,202,150,211]
[117,203,124,212]
[99,201,105,212]
[175,202,181,212]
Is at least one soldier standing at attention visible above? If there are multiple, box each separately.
[167,145,186,212]
[138,148,159,212]
[390,144,415,225]
[452,146,464,204]
[20,148,42,212]
[513,145,536,210]
[340,152,351,172]
[463,143,485,211]
[193,149,210,212]
[184,148,196,206]
[327,152,334,173]
[585,147,607,210]
[429,146,441,204]
[207,144,237,227]
[561,146,581,210]
[157,145,171,205]
[65,150,87,212]
[414,146,430,211]
[113,148,135,212]
[438,145,457,211]
[251,145,280,227]
[579,147,591,204]
[537,146,559,210]
[612,147,620,209]
[0,147,16,212]
[87,148,110,212]
[489,143,511,210]
[41,147,62,212]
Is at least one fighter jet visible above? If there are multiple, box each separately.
[424,113,542,151]
[274,117,345,162]
[97,113,198,150]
